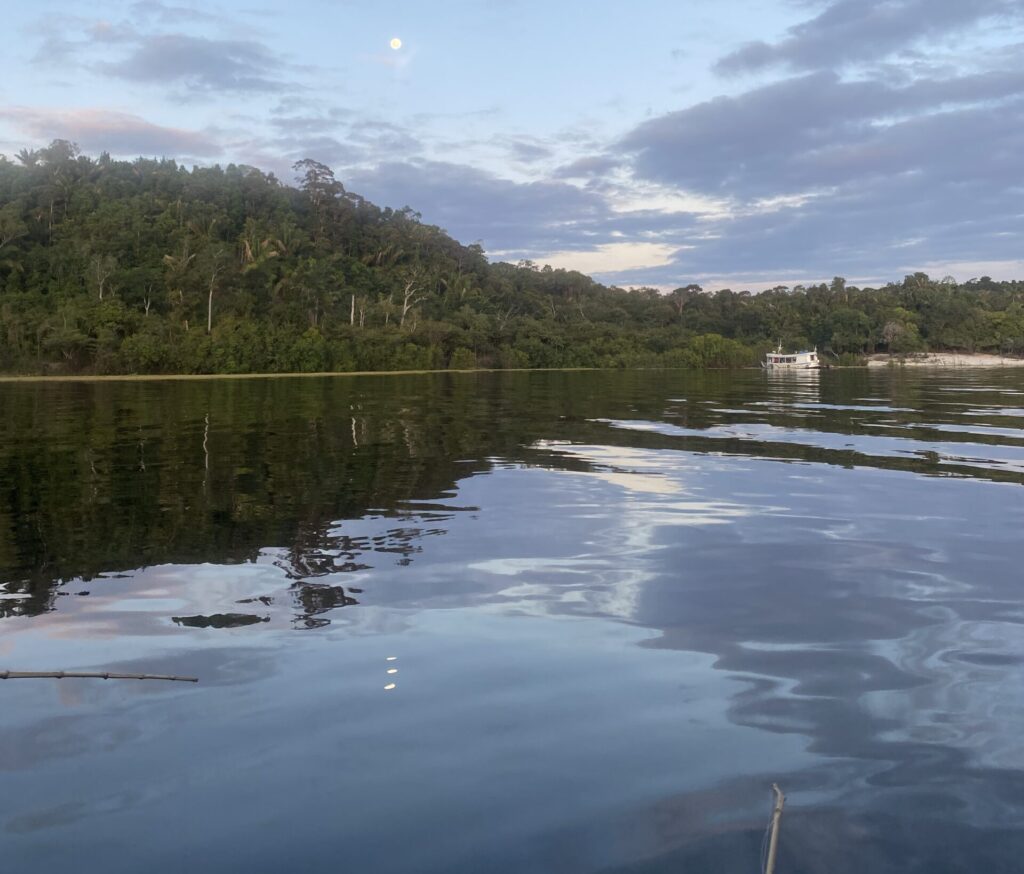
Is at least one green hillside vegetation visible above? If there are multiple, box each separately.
[1,141,1022,375]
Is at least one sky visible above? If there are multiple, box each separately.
[2,0,1023,290]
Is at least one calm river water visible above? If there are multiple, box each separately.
[1,369,1023,873]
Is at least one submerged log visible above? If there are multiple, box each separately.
[0,670,198,683]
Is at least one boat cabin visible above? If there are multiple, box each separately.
[764,348,820,370]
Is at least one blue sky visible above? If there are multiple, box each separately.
[2,0,1023,289]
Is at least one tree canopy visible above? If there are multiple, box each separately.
[1,142,1021,374]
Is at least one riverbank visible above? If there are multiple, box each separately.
[0,367,604,383]
[867,353,1024,367]
[5,355,1023,381]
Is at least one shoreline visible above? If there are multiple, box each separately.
[4,354,1024,382]
[866,353,1024,368]
[0,367,604,384]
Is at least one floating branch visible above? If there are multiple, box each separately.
[0,670,198,683]
[764,783,786,874]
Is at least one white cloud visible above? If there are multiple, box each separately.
[0,107,222,157]
[529,242,683,274]
[906,259,1024,281]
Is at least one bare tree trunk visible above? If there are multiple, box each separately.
[497,305,516,331]
[91,255,117,301]
[350,294,355,326]
[400,280,423,328]
[207,264,222,334]
[0,230,26,252]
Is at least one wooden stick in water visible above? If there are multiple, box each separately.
[765,783,786,874]
[0,670,198,683]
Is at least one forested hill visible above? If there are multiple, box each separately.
[1,141,1022,375]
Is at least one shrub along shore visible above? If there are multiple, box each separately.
[2,143,1022,376]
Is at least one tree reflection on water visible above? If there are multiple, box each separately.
[3,370,1024,873]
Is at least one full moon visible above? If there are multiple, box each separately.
[390,37,402,50]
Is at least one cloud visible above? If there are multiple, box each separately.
[259,135,361,171]
[128,1,223,25]
[620,69,1024,199]
[263,118,424,174]
[97,34,287,93]
[553,155,620,179]
[526,242,683,275]
[268,109,350,135]
[586,153,1024,287]
[346,120,422,155]
[581,51,1024,286]
[716,0,1021,74]
[503,138,555,164]
[0,108,222,158]
[591,0,1024,286]
[345,160,614,252]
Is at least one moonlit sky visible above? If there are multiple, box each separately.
[2,0,1023,289]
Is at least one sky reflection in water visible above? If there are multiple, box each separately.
[1,369,1024,873]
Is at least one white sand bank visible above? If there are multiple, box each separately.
[867,353,1024,368]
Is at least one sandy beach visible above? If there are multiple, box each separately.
[867,352,1024,367]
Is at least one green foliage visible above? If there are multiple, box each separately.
[836,352,867,367]
[0,143,1022,375]
[449,348,477,370]
[677,334,756,369]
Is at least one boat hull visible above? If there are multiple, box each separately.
[764,362,821,370]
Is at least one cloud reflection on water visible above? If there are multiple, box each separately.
[3,370,1024,872]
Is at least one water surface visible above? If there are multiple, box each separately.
[2,369,1023,873]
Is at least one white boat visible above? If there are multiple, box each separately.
[764,346,820,370]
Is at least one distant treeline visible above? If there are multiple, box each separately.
[1,141,1022,375]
